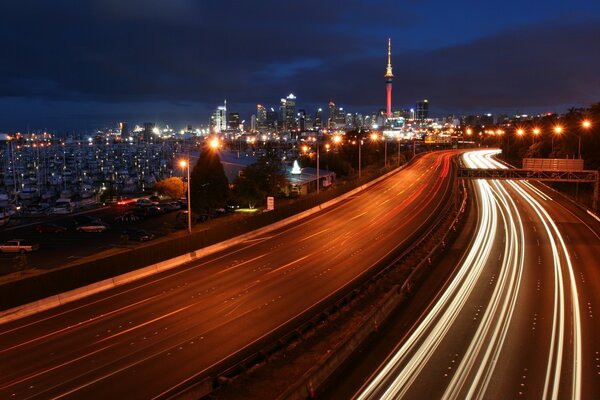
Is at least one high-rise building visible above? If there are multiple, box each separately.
[298,109,307,131]
[142,122,155,142]
[283,93,297,129]
[119,122,129,138]
[228,112,240,130]
[314,108,323,129]
[416,99,429,120]
[384,38,394,118]
[256,104,267,132]
[211,100,227,133]
[266,109,279,130]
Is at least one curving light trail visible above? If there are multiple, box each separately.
[355,149,582,400]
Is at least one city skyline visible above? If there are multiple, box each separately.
[1,0,599,132]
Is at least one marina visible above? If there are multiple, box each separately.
[0,133,193,224]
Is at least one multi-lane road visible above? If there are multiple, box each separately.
[0,151,458,399]
[352,150,600,400]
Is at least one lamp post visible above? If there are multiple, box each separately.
[553,126,563,154]
[358,139,362,179]
[179,159,191,235]
[384,137,388,168]
[316,138,320,194]
[532,127,540,144]
[397,135,401,166]
[580,120,591,159]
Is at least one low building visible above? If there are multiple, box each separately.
[283,163,335,197]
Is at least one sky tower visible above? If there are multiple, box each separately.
[384,38,394,118]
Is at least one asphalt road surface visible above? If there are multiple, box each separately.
[0,150,459,399]
[351,149,600,400]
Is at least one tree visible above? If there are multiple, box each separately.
[155,177,185,200]
[189,147,229,214]
[232,154,288,208]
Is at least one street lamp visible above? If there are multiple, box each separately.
[580,120,591,159]
[532,127,540,144]
[316,139,320,194]
[396,135,401,166]
[552,126,563,154]
[358,139,363,179]
[179,159,191,234]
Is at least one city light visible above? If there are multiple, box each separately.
[209,137,220,149]
[582,120,591,129]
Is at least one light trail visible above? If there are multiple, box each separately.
[355,149,582,400]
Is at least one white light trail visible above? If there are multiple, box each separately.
[355,149,582,400]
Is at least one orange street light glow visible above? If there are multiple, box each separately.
[554,126,563,134]
[582,120,591,129]
[209,138,220,149]
[179,160,187,168]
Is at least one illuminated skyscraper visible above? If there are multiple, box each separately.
[256,104,267,132]
[211,100,227,133]
[285,93,296,129]
[384,38,394,118]
[314,108,322,129]
[416,99,429,121]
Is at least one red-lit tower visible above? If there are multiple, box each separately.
[384,38,394,118]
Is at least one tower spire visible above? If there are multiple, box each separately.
[385,38,393,79]
[385,38,393,118]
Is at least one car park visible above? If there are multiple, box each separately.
[35,223,67,233]
[72,215,102,227]
[114,211,140,222]
[176,210,207,224]
[162,202,181,212]
[122,228,155,242]
[145,206,163,217]
[76,223,110,232]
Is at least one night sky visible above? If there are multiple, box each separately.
[1,0,599,133]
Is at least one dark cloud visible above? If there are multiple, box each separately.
[0,1,599,131]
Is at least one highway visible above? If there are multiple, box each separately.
[0,151,457,399]
[353,149,600,400]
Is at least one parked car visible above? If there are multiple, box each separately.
[122,228,155,242]
[0,239,40,253]
[114,211,140,222]
[135,198,159,207]
[72,215,102,227]
[36,223,67,234]
[145,206,164,217]
[176,210,208,225]
[76,223,110,233]
[116,198,137,207]
[162,201,181,212]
